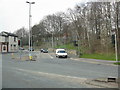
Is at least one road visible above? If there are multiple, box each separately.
[0,54,2,89]
[2,51,118,88]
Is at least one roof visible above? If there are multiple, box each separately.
[0,31,18,37]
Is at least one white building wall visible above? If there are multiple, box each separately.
[0,32,18,53]
[15,37,18,52]
[8,36,18,52]
[8,36,12,52]
[0,35,8,53]
[0,36,2,42]
[0,36,5,42]
[0,44,1,52]
[0,36,9,42]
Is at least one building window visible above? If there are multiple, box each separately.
[14,37,16,42]
[11,44,12,50]
[5,37,8,42]
[14,45,16,48]
[14,45,16,50]
[3,46,6,50]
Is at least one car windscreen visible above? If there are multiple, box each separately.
[58,51,66,53]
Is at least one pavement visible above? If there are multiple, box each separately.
[86,79,119,88]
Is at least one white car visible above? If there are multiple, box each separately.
[56,49,67,58]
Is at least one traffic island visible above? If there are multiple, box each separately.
[85,77,119,88]
[26,59,36,61]
[26,55,37,61]
[12,55,37,61]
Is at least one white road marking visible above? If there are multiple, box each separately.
[10,67,98,87]
[14,68,87,83]
[48,54,54,59]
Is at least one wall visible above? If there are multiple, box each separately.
[0,33,19,53]
[0,36,5,42]
[8,36,18,52]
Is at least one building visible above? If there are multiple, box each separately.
[0,31,18,53]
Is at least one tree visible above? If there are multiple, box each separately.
[14,27,29,46]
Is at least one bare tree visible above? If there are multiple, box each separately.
[14,27,29,46]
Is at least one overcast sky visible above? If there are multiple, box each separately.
[0,0,88,33]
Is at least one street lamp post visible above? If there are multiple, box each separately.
[112,30,118,62]
[26,1,35,60]
[115,32,118,62]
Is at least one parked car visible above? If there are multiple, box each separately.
[19,47,24,50]
[40,49,44,52]
[42,49,48,53]
[28,48,34,51]
[56,49,67,58]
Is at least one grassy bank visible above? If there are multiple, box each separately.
[55,43,77,50]
[80,53,116,61]
[55,44,117,61]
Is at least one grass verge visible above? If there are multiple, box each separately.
[114,62,120,65]
[80,53,116,61]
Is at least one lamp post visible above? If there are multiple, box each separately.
[115,32,118,62]
[26,1,35,60]
[112,30,118,62]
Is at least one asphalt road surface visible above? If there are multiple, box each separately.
[0,54,2,89]
[2,51,118,88]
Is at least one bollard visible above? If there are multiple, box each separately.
[29,56,32,60]
[11,53,15,59]
[29,54,32,60]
